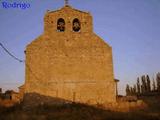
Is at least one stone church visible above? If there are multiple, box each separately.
[24,1,116,105]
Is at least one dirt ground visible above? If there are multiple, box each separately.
[0,100,160,120]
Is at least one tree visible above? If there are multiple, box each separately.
[137,77,141,94]
[146,75,151,92]
[133,85,137,95]
[152,78,156,92]
[141,75,147,93]
[126,84,130,96]
[130,87,134,95]
[141,85,143,94]
[156,72,160,92]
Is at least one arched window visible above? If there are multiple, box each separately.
[73,18,81,32]
[57,18,65,32]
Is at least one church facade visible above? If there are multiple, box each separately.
[24,3,116,104]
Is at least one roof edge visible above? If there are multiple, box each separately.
[47,5,90,14]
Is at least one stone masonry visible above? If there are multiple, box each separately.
[24,4,116,105]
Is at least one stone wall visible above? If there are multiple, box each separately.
[25,5,116,105]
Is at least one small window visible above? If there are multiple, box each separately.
[57,18,65,32]
[73,18,81,32]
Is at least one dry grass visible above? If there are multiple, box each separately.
[0,102,160,120]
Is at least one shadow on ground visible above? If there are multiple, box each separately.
[0,93,160,120]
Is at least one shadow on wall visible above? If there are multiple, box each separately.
[0,93,160,120]
[22,92,73,108]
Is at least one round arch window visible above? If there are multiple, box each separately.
[57,18,65,32]
[73,18,81,32]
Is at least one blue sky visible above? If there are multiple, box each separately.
[0,0,160,94]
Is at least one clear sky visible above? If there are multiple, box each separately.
[0,0,160,94]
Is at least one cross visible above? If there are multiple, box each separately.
[65,0,69,5]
